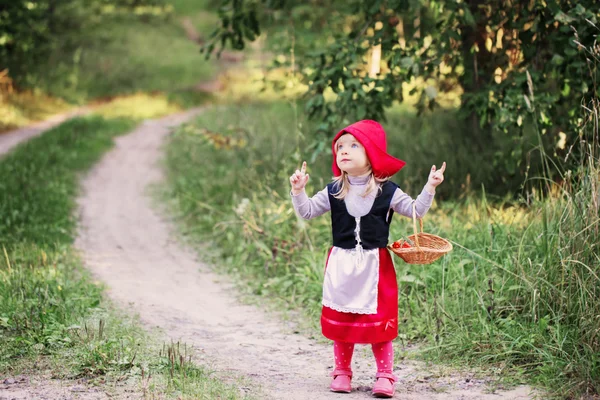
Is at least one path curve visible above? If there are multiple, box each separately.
[0,107,91,157]
[74,110,536,400]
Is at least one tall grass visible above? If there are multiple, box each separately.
[0,245,102,362]
[163,96,599,397]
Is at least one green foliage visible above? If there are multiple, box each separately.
[1,1,161,84]
[1,0,216,104]
[204,0,261,53]
[206,0,600,196]
[163,101,600,397]
[383,106,483,199]
[423,163,600,397]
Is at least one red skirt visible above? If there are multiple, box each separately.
[321,247,398,344]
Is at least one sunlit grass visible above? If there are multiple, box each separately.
[93,93,183,120]
[213,64,307,105]
[0,91,71,133]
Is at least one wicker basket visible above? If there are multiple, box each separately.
[388,203,453,264]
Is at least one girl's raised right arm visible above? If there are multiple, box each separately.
[289,161,331,219]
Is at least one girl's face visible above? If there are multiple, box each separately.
[335,134,370,176]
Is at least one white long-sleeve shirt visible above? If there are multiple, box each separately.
[291,175,434,220]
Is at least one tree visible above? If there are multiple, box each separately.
[205,0,600,193]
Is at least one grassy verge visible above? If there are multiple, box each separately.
[0,111,250,398]
[162,101,599,398]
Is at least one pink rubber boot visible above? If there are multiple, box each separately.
[330,369,352,393]
[330,341,354,393]
[371,341,396,398]
[372,372,397,398]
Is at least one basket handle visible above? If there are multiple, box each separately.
[411,202,424,251]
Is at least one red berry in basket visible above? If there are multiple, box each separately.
[392,241,402,249]
[401,241,412,248]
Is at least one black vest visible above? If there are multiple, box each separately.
[327,181,397,250]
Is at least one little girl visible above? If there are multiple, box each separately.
[289,120,445,398]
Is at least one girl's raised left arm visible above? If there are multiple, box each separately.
[391,162,446,218]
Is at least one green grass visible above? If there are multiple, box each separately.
[167,0,220,38]
[1,2,218,132]
[162,101,599,398]
[36,15,215,103]
[0,246,103,361]
[0,117,136,246]
[0,115,250,399]
[1,248,249,399]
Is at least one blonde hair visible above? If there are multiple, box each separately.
[332,168,389,200]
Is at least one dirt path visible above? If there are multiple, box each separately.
[0,107,91,157]
[71,110,537,400]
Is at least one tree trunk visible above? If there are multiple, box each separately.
[413,14,420,39]
[369,44,381,78]
[396,18,406,49]
[459,0,494,151]
[47,0,57,34]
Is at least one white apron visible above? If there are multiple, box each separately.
[322,217,380,314]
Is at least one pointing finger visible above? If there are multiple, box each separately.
[440,161,446,173]
[301,161,307,174]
